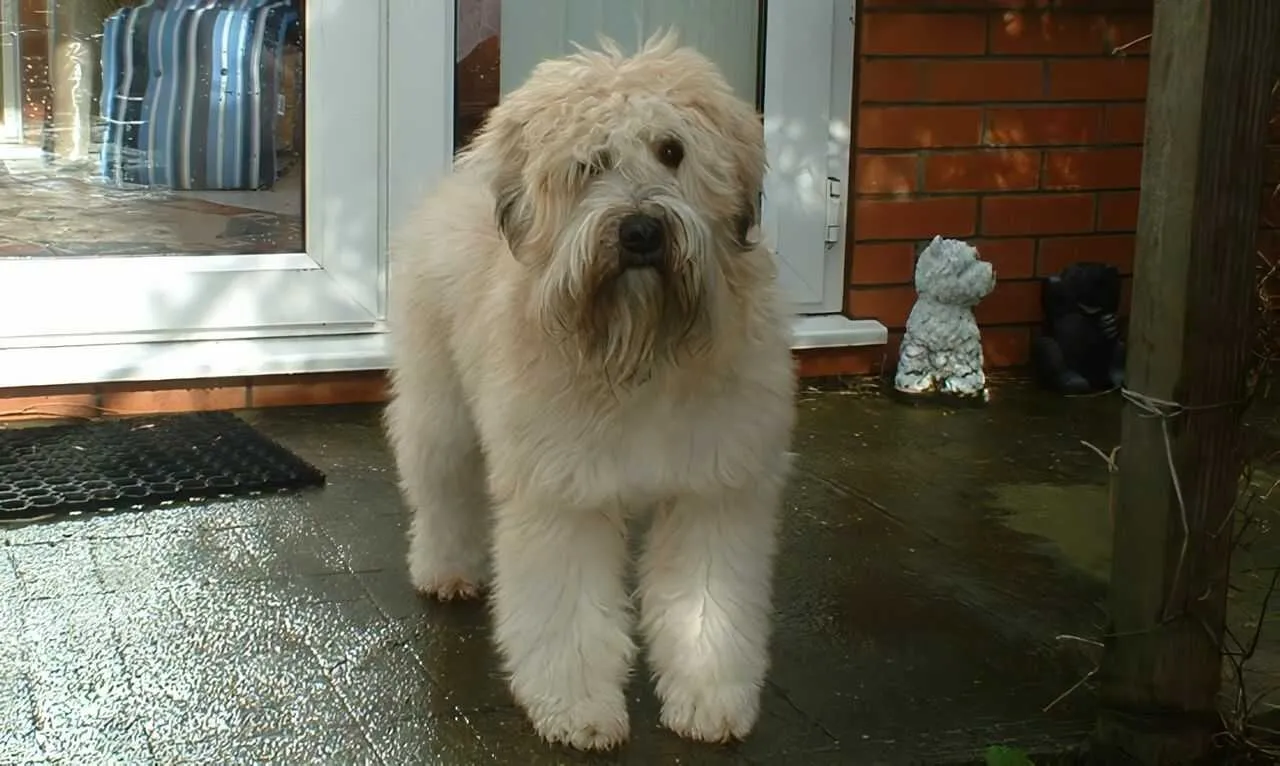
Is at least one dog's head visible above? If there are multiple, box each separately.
[457,31,769,382]
[913,236,996,307]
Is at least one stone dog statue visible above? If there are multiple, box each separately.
[893,236,997,400]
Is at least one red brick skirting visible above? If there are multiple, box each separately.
[0,373,391,422]
[0,349,897,422]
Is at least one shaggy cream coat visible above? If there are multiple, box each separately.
[385,32,797,751]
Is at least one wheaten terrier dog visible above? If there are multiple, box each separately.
[384,32,796,751]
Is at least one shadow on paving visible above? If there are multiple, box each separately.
[0,377,1145,765]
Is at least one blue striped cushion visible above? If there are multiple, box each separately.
[99,0,300,191]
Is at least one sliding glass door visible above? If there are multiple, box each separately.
[0,0,849,389]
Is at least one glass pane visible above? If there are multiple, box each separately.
[0,0,305,258]
[454,0,764,151]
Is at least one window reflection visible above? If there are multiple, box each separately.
[0,0,305,258]
[455,0,499,151]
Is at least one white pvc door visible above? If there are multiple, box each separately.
[0,0,849,389]
[453,0,842,313]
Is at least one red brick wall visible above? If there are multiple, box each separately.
[846,0,1156,372]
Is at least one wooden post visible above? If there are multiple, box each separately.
[1095,0,1280,761]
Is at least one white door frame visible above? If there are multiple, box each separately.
[0,0,880,389]
[0,0,23,144]
[762,0,841,314]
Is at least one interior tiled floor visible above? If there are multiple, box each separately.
[0,159,303,258]
[1,387,1134,765]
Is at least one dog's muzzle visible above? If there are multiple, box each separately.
[617,213,665,270]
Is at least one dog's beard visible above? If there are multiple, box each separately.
[535,197,716,385]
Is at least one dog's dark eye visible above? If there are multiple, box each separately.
[656,139,684,169]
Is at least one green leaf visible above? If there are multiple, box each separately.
[984,744,1035,766]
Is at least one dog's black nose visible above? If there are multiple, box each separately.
[617,214,665,261]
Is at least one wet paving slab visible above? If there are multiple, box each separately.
[0,380,1152,765]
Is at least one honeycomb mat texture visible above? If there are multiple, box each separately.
[0,411,326,522]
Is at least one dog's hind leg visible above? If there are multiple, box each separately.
[490,499,634,751]
[385,363,489,600]
[639,482,782,744]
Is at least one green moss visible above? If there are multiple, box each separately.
[991,483,1112,581]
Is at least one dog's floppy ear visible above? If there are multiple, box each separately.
[492,170,531,253]
[729,119,765,249]
[459,105,534,258]
[733,193,760,248]
[718,104,767,250]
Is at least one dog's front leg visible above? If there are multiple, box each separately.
[491,499,635,751]
[639,484,782,743]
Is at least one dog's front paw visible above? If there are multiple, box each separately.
[526,695,630,751]
[408,557,485,601]
[407,548,486,601]
[412,575,484,601]
[409,525,488,604]
[660,683,760,744]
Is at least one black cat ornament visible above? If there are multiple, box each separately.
[1031,262,1126,395]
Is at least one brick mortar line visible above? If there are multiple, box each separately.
[859,54,1151,61]
[848,280,1047,290]
[974,180,987,232]
[856,154,1141,162]
[851,276,1046,286]
[852,233,1136,244]
[852,188,1142,199]
[847,327,1042,337]
[857,100,1147,107]
[0,372,389,403]
[856,146,1146,154]
[859,9,1151,15]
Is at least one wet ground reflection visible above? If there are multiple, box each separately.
[1,385,1129,764]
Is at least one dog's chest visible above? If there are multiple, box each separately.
[490,380,787,506]
[601,394,761,490]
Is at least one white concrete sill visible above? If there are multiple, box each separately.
[791,314,887,350]
[0,315,889,389]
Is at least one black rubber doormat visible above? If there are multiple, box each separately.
[0,411,326,522]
